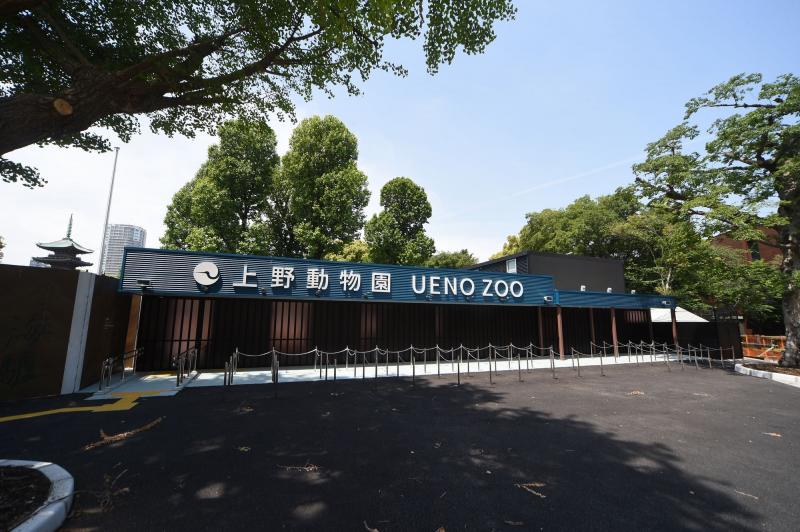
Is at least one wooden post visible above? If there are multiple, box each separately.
[589,308,596,354]
[556,306,565,360]
[670,307,679,346]
[611,308,619,357]
[537,307,544,349]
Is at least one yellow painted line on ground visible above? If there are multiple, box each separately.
[0,391,163,423]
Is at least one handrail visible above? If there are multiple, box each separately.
[99,347,144,391]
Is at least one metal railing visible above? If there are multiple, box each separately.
[172,346,198,386]
[99,347,143,391]
[216,341,740,388]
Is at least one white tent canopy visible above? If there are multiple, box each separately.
[650,306,708,323]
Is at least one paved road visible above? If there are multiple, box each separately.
[1,364,797,531]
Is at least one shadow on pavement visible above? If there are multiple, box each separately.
[2,371,762,531]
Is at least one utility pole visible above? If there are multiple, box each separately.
[97,147,120,275]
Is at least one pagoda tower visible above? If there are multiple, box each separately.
[33,215,94,270]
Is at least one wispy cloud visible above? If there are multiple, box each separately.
[435,154,640,222]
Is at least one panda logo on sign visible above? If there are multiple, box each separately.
[193,261,220,288]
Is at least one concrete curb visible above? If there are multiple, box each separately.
[735,363,800,389]
[0,460,74,532]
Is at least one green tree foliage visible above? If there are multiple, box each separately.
[160,118,279,253]
[702,248,785,323]
[497,187,785,325]
[612,209,710,300]
[427,249,477,269]
[517,187,640,257]
[282,116,370,259]
[366,177,435,265]
[0,235,5,262]
[1,0,516,187]
[490,234,520,259]
[324,240,371,264]
[634,73,799,365]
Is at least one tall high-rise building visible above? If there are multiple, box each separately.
[100,224,146,277]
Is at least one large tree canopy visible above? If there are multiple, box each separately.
[634,73,799,366]
[1,0,516,187]
[282,115,370,259]
[160,117,279,254]
[426,249,477,269]
[365,177,435,265]
[492,187,785,324]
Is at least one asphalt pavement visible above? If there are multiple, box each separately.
[1,364,797,531]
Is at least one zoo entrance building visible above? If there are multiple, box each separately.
[118,248,679,371]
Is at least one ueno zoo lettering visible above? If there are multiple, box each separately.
[411,275,523,298]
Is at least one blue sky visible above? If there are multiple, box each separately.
[2,0,799,266]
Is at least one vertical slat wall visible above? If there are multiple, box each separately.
[135,296,657,370]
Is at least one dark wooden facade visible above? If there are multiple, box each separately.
[134,295,656,371]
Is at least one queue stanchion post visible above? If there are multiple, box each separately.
[412,351,416,386]
[600,348,605,376]
[437,345,441,378]
[457,349,461,385]
[488,346,493,385]
[527,343,532,373]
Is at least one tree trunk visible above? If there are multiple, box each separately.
[782,285,800,366]
[778,186,799,367]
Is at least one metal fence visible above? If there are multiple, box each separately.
[219,341,740,387]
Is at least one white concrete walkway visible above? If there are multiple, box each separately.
[84,351,710,399]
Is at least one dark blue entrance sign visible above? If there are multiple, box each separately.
[120,248,555,306]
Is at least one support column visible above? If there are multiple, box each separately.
[648,310,655,343]
[610,308,619,357]
[589,308,596,352]
[61,271,95,394]
[537,307,544,348]
[670,307,679,346]
[556,306,565,360]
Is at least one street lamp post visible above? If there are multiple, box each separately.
[97,147,120,275]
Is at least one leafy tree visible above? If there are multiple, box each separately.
[427,249,477,269]
[490,234,520,259]
[634,73,799,366]
[324,240,371,263]
[282,115,370,259]
[612,209,710,299]
[260,172,302,258]
[365,177,435,265]
[1,0,516,187]
[0,235,5,262]
[160,177,197,250]
[701,247,785,323]
[160,117,279,253]
[516,187,640,259]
